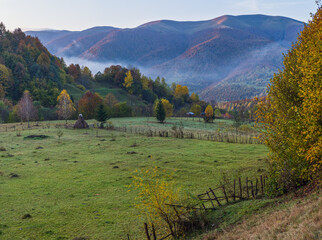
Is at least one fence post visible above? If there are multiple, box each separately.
[233,179,236,201]
[246,177,249,198]
[250,180,255,198]
[239,177,242,199]
[260,175,264,194]
[255,178,258,197]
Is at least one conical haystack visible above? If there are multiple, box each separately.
[74,114,89,129]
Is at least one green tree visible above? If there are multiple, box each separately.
[95,103,109,128]
[0,64,13,98]
[190,104,202,116]
[155,99,166,123]
[256,5,322,195]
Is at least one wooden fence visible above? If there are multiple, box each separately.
[113,126,261,144]
[140,175,267,240]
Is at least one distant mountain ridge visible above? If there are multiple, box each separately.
[26,15,304,101]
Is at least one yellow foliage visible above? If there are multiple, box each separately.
[130,167,185,238]
[56,89,75,122]
[123,71,133,93]
[174,84,189,98]
[256,6,321,193]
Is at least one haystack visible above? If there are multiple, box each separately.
[74,114,89,129]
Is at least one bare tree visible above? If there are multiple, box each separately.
[18,90,37,128]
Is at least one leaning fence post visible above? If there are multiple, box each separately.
[206,191,215,209]
[222,185,229,203]
[209,188,221,206]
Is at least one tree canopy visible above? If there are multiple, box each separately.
[256,5,322,195]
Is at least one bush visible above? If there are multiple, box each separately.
[76,84,86,91]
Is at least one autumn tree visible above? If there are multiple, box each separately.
[95,103,109,128]
[77,91,102,119]
[123,70,133,93]
[256,5,322,195]
[56,89,75,125]
[104,93,118,107]
[190,92,199,102]
[174,84,189,98]
[155,99,166,123]
[18,90,37,128]
[204,105,214,123]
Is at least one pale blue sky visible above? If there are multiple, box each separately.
[1,0,317,31]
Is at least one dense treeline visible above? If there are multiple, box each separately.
[0,23,69,106]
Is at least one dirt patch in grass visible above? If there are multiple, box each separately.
[9,173,19,178]
[24,135,49,140]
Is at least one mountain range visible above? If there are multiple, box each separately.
[26,15,304,102]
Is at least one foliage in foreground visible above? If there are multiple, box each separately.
[131,167,185,238]
[256,5,322,195]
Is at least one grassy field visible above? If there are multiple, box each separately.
[0,120,268,239]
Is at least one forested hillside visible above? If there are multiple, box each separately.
[0,23,209,123]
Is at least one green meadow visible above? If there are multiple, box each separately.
[0,119,268,239]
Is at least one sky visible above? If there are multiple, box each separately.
[0,0,318,31]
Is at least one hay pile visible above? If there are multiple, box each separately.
[74,114,89,129]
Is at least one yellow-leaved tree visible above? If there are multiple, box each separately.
[256,5,321,195]
[57,89,75,125]
[123,70,133,94]
[204,105,214,123]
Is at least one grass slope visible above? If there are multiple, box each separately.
[199,190,321,240]
[64,82,146,106]
[0,120,267,239]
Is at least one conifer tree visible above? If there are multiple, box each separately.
[155,100,166,123]
[95,103,109,128]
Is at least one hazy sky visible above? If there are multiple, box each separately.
[1,0,318,31]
